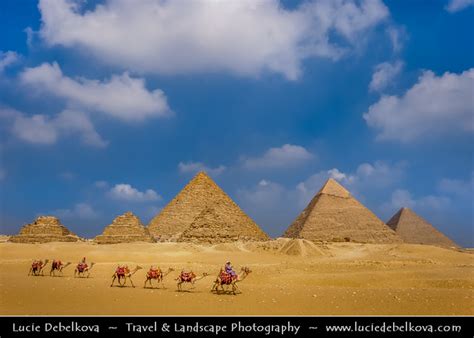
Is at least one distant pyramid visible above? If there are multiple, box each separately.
[95,211,155,244]
[148,171,269,242]
[9,216,79,243]
[387,207,458,248]
[284,178,401,243]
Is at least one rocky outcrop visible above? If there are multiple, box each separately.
[9,216,79,243]
[95,212,155,244]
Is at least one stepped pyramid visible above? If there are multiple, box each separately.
[9,216,79,243]
[95,211,155,244]
[284,178,401,243]
[387,207,458,248]
[148,171,269,242]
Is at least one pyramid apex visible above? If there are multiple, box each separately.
[318,178,351,198]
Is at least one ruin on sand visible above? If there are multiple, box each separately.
[148,171,269,243]
[9,216,79,243]
[95,211,155,244]
[284,178,401,243]
[387,207,458,248]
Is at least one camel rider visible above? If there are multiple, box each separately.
[225,261,237,278]
[78,257,88,270]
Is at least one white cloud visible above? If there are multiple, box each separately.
[108,184,161,202]
[178,161,226,176]
[381,189,451,214]
[54,110,108,147]
[12,114,58,144]
[369,60,403,92]
[1,108,107,148]
[20,62,171,122]
[386,26,404,53]
[0,51,19,72]
[38,0,389,80]
[243,144,314,169]
[364,68,474,142]
[437,173,474,197]
[446,0,474,12]
[53,203,99,220]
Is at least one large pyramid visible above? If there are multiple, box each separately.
[95,211,155,244]
[9,216,79,243]
[148,171,269,242]
[284,178,401,243]
[387,207,458,248]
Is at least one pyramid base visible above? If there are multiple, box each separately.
[94,235,155,244]
[9,235,80,243]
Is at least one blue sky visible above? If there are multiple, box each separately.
[0,0,472,246]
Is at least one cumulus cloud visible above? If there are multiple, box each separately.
[1,107,107,147]
[178,161,226,176]
[364,68,474,142]
[38,0,389,80]
[108,184,161,202]
[445,0,474,12]
[369,60,403,92]
[0,51,19,72]
[52,203,99,220]
[243,144,314,169]
[20,62,171,121]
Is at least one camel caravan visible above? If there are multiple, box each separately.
[27,258,251,294]
[17,172,459,294]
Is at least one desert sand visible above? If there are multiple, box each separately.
[0,239,472,316]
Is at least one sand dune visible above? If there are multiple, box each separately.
[0,240,472,315]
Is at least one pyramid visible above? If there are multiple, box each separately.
[95,211,155,244]
[148,171,269,242]
[387,207,458,248]
[9,216,79,243]
[284,178,401,243]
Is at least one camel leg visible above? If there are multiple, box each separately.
[28,268,32,276]
[129,277,135,288]
[110,275,116,287]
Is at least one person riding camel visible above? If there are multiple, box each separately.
[78,257,88,271]
[225,261,237,279]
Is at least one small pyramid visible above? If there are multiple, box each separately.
[284,178,401,243]
[95,211,155,244]
[148,171,269,242]
[387,207,458,248]
[9,216,79,243]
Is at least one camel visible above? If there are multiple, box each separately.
[176,270,209,291]
[143,266,174,288]
[211,266,252,295]
[50,260,71,277]
[74,262,95,278]
[110,265,142,288]
[28,259,49,276]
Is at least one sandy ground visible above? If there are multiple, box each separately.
[0,239,472,315]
